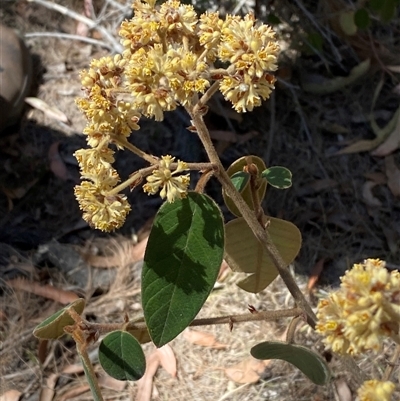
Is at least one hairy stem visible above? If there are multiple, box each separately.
[188,108,317,328]
[81,308,303,334]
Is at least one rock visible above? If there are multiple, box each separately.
[0,24,32,132]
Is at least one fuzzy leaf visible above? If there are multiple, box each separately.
[225,217,301,293]
[223,156,267,217]
[33,298,85,339]
[261,166,292,189]
[231,171,250,193]
[354,8,371,29]
[99,331,146,381]
[142,192,224,346]
[251,341,331,385]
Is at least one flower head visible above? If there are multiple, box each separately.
[74,181,131,231]
[143,155,190,202]
[316,259,400,355]
[218,13,279,77]
[357,380,395,401]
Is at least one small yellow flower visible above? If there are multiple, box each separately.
[125,45,179,120]
[316,259,400,355]
[357,380,395,401]
[75,147,115,175]
[219,72,275,112]
[143,155,190,202]
[218,13,279,77]
[198,11,224,61]
[158,0,198,35]
[74,181,131,231]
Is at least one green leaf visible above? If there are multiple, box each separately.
[225,217,301,293]
[379,0,396,22]
[261,166,292,189]
[339,11,357,35]
[306,32,324,53]
[369,0,384,11]
[223,156,267,217]
[302,59,370,95]
[354,8,371,29]
[99,331,146,381]
[230,171,250,192]
[267,14,281,24]
[142,192,224,347]
[33,298,85,339]
[251,341,331,385]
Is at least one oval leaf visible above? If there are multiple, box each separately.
[142,192,224,347]
[223,156,267,217]
[339,11,357,35]
[354,8,371,29]
[225,217,301,293]
[251,341,331,385]
[231,171,250,193]
[379,0,396,22]
[33,298,85,339]
[261,166,292,189]
[99,331,146,381]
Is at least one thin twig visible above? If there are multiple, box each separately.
[25,32,113,50]
[187,106,318,329]
[83,307,304,334]
[26,0,123,53]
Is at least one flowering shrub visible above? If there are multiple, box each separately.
[33,1,399,400]
[73,0,279,231]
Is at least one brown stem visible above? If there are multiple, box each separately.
[195,168,215,193]
[79,308,303,335]
[113,136,158,165]
[198,81,221,109]
[286,315,303,344]
[188,108,317,329]
[248,168,264,224]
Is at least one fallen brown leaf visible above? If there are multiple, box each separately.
[62,364,84,375]
[225,356,269,384]
[58,385,90,401]
[385,155,400,197]
[183,329,228,349]
[0,390,22,401]
[157,344,177,378]
[136,352,160,401]
[371,113,400,156]
[335,379,352,401]
[39,373,58,401]
[86,236,148,268]
[48,142,70,181]
[307,258,325,291]
[7,278,78,304]
[25,97,69,124]
[217,260,230,282]
[382,226,400,255]
[363,172,387,185]
[98,374,126,391]
[362,181,382,207]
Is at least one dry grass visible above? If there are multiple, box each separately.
[1,0,400,399]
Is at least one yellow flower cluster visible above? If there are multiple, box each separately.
[357,380,395,401]
[143,155,190,203]
[118,0,279,117]
[316,259,400,355]
[75,0,279,230]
